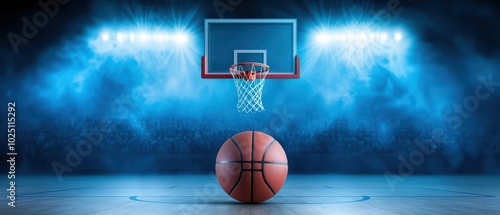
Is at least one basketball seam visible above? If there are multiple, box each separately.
[261,139,278,195]
[251,131,254,203]
[228,137,244,195]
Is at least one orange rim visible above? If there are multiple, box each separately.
[229,62,270,74]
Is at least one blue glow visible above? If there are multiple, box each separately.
[174,32,189,44]
[394,32,403,41]
[100,32,110,41]
[5,0,498,169]
[313,30,403,44]
[93,30,191,49]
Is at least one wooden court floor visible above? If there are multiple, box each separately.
[1,175,498,214]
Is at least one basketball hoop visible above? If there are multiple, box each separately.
[229,62,270,113]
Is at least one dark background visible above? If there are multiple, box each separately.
[0,0,499,174]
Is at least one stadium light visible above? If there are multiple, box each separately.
[339,34,347,41]
[97,30,190,47]
[153,33,162,41]
[161,33,170,42]
[315,32,331,44]
[174,32,188,44]
[139,32,151,42]
[116,32,125,43]
[101,32,110,42]
[314,30,404,46]
[357,33,366,40]
[380,33,388,42]
[394,32,403,41]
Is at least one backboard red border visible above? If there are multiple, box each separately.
[201,55,300,79]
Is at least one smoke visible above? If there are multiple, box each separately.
[1,0,499,162]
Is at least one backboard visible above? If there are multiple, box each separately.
[202,19,300,78]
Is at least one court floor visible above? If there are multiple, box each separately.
[1,175,498,214]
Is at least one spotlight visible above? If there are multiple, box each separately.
[346,33,355,42]
[139,32,151,42]
[153,33,163,41]
[161,33,170,42]
[339,34,347,41]
[357,33,366,40]
[116,33,125,42]
[174,32,188,44]
[394,32,403,41]
[101,32,110,42]
[315,33,331,44]
[380,33,388,42]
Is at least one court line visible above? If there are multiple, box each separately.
[17,187,496,201]
[15,195,497,198]
[128,195,371,204]
[20,188,84,196]
[19,186,179,195]
[322,186,496,198]
[422,188,495,197]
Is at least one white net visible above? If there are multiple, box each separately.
[230,63,269,113]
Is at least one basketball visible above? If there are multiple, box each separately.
[215,131,288,203]
[244,71,257,81]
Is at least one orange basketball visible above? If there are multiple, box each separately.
[215,131,288,203]
[244,71,256,81]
